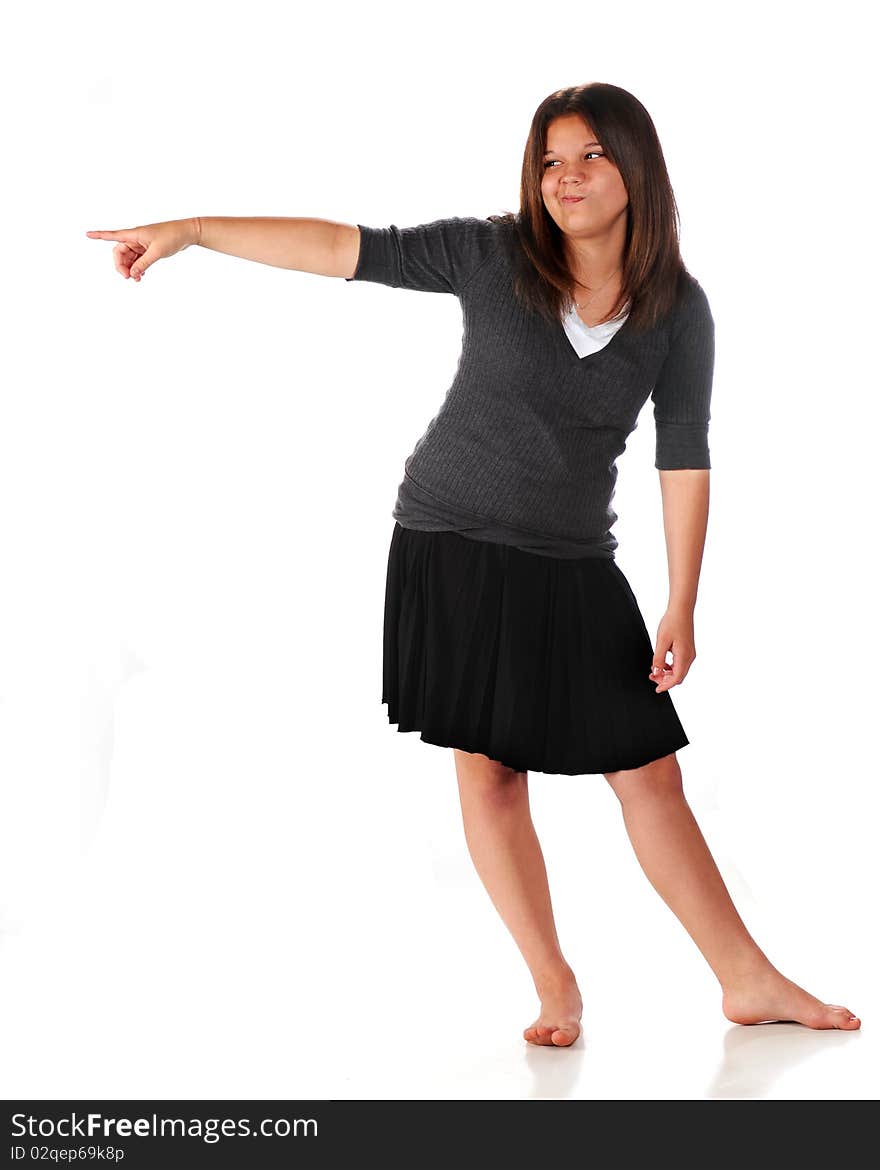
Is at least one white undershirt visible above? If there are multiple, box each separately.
[561,301,630,359]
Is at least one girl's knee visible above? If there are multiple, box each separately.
[454,748,527,804]
[603,751,683,804]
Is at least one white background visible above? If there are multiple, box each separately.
[1,0,877,1100]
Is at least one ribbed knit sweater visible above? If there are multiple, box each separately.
[346,215,715,559]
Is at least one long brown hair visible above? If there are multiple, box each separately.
[489,82,693,334]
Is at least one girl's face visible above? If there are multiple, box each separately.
[541,114,629,239]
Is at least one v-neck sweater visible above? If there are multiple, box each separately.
[346,215,715,559]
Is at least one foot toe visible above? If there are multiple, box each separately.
[525,1024,559,1046]
[828,1005,860,1029]
[802,1004,861,1030]
[550,1025,579,1047]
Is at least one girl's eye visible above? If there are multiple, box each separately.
[543,152,604,168]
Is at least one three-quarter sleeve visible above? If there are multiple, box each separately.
[345,216,497,295]
[651,278,715,470]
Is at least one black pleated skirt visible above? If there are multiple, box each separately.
[382,522,690,776]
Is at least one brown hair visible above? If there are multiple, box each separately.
[489,82,693,334]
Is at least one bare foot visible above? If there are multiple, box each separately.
[723,967,860,1030]
[524,973,583,1047]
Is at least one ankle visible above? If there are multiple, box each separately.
[533,961,579,997]
[717,952,778,994]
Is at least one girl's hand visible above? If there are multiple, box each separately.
[649,607,696,692]
[85,217,200,281]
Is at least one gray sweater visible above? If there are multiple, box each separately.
[347,215,715,559]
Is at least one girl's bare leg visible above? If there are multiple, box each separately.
[604,752,860,1030]
[453,747,583,1046]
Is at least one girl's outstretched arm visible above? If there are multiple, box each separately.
[86,217,361,281]
[196,216,360,277]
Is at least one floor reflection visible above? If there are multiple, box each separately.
[524,1034,586,1099]
[708,1022,860,1099]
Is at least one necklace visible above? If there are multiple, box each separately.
[572,265,622,310]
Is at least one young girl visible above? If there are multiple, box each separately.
[87,81,860,1047]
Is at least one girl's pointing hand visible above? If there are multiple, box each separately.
[85,217,200,281]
